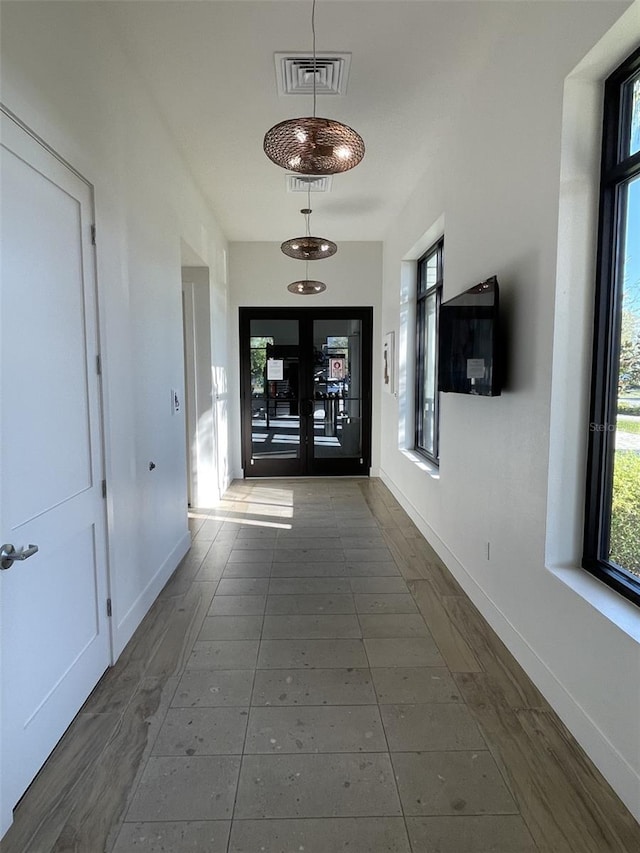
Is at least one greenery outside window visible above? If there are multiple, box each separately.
[584,46,640,605]
[415,239,443,463]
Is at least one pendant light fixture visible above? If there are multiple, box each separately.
[287,279,327,295]
[287,237,327,295]
[281,206,337,260]
[264,0,365,175]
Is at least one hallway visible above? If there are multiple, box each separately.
[3,478,639,852]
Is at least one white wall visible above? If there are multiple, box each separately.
[1,2,230,659]
[379,1,640,819]
[228,241,383,479]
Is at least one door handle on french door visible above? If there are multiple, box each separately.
[300,399,314,417]
[1,543,39,570]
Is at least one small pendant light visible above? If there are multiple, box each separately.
[281,207,337,260]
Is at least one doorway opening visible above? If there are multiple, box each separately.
[239,307,373,477]
[181,263,217,508]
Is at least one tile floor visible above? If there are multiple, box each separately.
[5,478,639,853]
[107,479,530,852]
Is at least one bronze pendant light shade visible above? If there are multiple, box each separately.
[281,206,337,262]
[281,235,337,260]
[263,0,364,176]
[264,117,365,175]
[287,280,327,295]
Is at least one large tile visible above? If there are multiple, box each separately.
[355,594,418,614]
[198,615,263,641]
[269,577,351,595]
[245,705,386,753]
[344,548,395,562]
[126,756,240,821]
[112,820,230,853]
[405,815,538,853]
[228,817,411,852]
[266,594,355,614]
[192,519,223,541]
[258,639,368,669]
[364,637,444,668]
[371,668,462,704]
[358,614,428,638]
[290,508,335,519]
[273,548,345,563]
[221,562,272,578]
[151,707,248,755]
[197,544,231,571]
[188,641,259,670]
[213,529,239,545]
[235,753,402,818]
[262,614,361,639]
[334,509,375,520]
[337,517,378,529]
[172,670,254,707]
[208,594,266,616]
[349,577,409,594]
[346,562,401,577]
[234,527,278,540]
[252,668,376,706]
[391,751,518,816]
[193,562,225,583]
[339,536,388,549]
[274,537,342,550]
[227,549,274,563]
[380,703,485,751]
[279,527,340,540]
[229,539,277,550]
[215,578,269,595]
[270,561,349,577]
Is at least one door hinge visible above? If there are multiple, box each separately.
[91,224,96,245]
[96,354,102,375]
[106,598,112,617]
[101,479,107,498]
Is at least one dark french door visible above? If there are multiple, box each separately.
[239,307,372,477]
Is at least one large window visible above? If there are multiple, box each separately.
[415,239,443,462]
[584,47,640,605]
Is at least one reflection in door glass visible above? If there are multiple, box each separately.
[250,320,300,460]
[312,319,362,459]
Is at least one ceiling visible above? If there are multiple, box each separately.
[97,1,588,243]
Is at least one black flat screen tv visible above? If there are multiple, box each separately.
[438,275,501,396]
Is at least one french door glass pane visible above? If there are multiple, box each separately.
[249,320,300,460]
[609,174,640,577]
[312,319,362,459]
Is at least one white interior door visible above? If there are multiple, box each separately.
[0,112,111,836]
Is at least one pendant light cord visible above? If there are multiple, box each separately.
[311,0,317,118]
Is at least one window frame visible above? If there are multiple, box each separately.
[415,238,443,464]
[583,45,640,606]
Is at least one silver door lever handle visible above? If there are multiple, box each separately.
[1,543,39,570]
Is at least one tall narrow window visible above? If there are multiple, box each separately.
[584,46,640,605]
[415,239,443,463]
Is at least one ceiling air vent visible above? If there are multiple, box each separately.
[275,52,351,96]
[286,175,333,193]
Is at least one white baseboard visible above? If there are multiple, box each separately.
[378,468,640,823]
[111,530,192,661]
